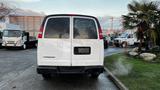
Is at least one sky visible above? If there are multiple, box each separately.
[2,0,158,29]
[4,0,133,17]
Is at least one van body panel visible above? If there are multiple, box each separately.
[71,39,103,66]
[37,39,72,66]
[71,16,103,66]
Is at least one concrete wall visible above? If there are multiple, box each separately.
[9,16,44,37]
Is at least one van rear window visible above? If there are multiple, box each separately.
[73,18,97,39]
[44,18,70,38]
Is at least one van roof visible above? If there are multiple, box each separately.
[45,14,98,19]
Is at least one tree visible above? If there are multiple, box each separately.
[122,0,160,52]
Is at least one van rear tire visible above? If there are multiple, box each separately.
[42,74,51,79]
[91,73,100,78]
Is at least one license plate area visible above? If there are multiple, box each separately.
[74,47,91,55]
[59,67,84,73]
[7,44,14,46]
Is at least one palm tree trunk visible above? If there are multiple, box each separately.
[145,36,149,51]
[138,38,142,53]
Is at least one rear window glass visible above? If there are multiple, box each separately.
[73,18,97,39]
[44,18,70,38]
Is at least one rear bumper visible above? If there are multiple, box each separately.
[37,66,104,74]
[2,46,22,48]
[2,43,22,47]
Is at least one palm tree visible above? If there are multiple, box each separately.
[122,0,160,52]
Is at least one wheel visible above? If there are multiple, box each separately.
[0,44,2,49]
[22,44,27,50]
[35,43,38,48]
[104,41,108,49]
[121,42,127,48]
[91,72,100,78]
[42,74,51,80]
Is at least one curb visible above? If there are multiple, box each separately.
[104,67,128,90]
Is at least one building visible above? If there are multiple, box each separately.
[0,8,45,37]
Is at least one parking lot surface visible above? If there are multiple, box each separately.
[0,48,118,90]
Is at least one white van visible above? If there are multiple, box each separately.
[37,14,104,78]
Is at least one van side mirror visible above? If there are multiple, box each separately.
[24,32,29,36]
[22,32,25,37]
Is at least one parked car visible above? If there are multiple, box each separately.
[37,14,104,79]
[0,31,2,47]
[103,36,108,49]
[114,30,139,48]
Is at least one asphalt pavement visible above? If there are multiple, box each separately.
[104,47,129,57]
[0,48,123,90]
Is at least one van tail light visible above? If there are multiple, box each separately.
[95,17,103,40]
[38,26,44,38]
[98,27,103,39]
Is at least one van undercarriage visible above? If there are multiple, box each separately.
[37,66,104,74]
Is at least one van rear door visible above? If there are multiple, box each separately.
[71,17,104,66]
[38,17,72,66]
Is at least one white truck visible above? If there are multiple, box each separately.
[1,24,37,49]
[114,30,139,47]
[0,23,5,48]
